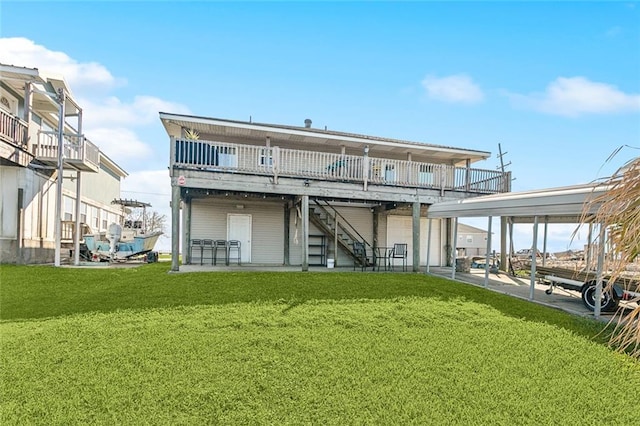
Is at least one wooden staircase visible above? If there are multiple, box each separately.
[308,200,373,268]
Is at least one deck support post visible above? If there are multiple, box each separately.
[54,88,66,267]
[184,197,192,264]
[301,195,309,271]
[171,184,181,272]
[500,216,507,272]
[412,201,420,272]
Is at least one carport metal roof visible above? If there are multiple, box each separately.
[427,183,610,223]
[425,182,613,318]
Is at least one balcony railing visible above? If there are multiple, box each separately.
[172,138,509,194]
[34,130,100,172]
[0,109,28,148]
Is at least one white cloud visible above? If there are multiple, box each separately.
[1,37,191,169]
[89,128,153,164]
[0,37,119,89]
[421,74,484,104]
[80,96,191,128]
[507,77,640,117]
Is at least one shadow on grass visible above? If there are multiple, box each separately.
[0,263,609,344]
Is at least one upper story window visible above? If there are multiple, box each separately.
[418,164,434,185]
[0,88,19,116]
[259,148,273,166]
[80,203,87,224]
[91,206,99,230]
[218,146,237,167]
[63,196,74,221]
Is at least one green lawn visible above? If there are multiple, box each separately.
[1,264,639,425]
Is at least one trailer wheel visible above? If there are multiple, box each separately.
[581,280,618,312]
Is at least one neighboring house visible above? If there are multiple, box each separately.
[160,113,511,271]
[456,223,490,257]
[0,63,128,264]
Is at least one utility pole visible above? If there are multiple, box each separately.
[497,143,511,175]
[496,143,514,273]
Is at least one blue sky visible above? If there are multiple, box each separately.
[1,1,639,252]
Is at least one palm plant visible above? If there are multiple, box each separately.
[184,128,200,140]
[580,151,640,357]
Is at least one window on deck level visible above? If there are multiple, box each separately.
[259,148,273,166]
[418,164,434,185]
[218,146,238,167]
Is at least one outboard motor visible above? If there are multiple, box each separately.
[106,223,123,260]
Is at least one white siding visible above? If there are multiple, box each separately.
[428,218,442,266]
[0,166,60,244]
[0,167,19,238]
[191,199,284,264]
[385,216,442,266]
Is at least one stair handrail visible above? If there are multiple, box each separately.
[315,199,374,252]
[309,202,366,266]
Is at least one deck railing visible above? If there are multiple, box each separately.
[0,109,28,148]
[172,138,509,194]
[34,130,100,169]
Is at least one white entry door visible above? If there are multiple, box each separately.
[227,214,252,263]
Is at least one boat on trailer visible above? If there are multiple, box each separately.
[83,199,162,262]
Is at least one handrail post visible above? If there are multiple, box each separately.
[170,136,176,168]
[363,146,369,191]
[273,146,279,184]
[465,159,470,191]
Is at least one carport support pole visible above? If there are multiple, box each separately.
[425,218,432,274]
[483,216,492,288]
[451,217,458,280]
[500,217,507,272]
[301,195,309,271]
[586,223,593,270]
[542,216,549,267]
[171,184,181,272]
[412,201,420,272]
[594,223,606,319]
[529,216,539,301]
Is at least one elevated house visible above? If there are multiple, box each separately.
[0,63,128,264]
[160,113,511,272]
[455,223,491,257]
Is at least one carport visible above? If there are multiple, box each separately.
[425,183,611,317]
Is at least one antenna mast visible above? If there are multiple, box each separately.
[497,143,511,174]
